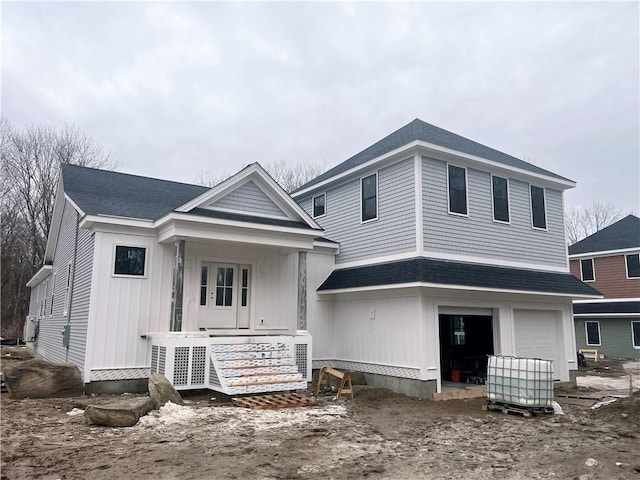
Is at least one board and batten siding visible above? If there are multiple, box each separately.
[34,200,93,372]
[422,157,568,269]
[575,317,640,359]
[209,180,286,217]
[298,158,416,264]
[85,231,174,377]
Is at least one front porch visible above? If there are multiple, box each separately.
[150,332,312,395]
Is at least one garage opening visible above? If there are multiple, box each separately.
[439,314,493,384]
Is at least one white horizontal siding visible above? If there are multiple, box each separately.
[423,157,567,268]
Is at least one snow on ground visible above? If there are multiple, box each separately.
[576,374,640,391]
[135,401,348,432]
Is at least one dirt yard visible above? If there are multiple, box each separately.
[2,350,639,480]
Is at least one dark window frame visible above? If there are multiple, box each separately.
[113,245,147,277]
[312,193,326,218]
[632,321,640,349]
[625,253,640,279]
[530,185,547,230]
[491,175,510,223]
[585,320,601,346]
[580,258,595,282]
[361,172,378,223]
[447,164,468,216]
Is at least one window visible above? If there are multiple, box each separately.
[492,175,510,223]
[626,254,640,279]
[50,274,56,315]
[580,258,595,282]
[451,316,465,346]
[114,245,146,276]
[361,173,377,222]
[632,321,640,349]
[215,267,234,307]
[63,262,72,315]
[199,265,208,306]
[448,165,468,215]
[585,321,601,346]
[312,193,326,218]
[530,185,547,229]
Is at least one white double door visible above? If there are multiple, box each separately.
[199,262,250,329]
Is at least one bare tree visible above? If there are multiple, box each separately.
[195,159,327,193]
[565,200,626,245]
[1,119,116,339]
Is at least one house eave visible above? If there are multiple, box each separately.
[293,141,575,198]
[568,247,640,259]
[317,282,603,299]
[26,265,53,287]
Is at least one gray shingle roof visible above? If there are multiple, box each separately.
[62,164,209,220]
[573,300,640,315]
[189,207,318,230]
[568,215,640,255]
[318,257,601,297]
[294,118,573,193]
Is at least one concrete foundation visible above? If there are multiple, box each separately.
[84,378,149,396]
[362,372,437,399]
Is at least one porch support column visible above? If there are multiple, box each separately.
[297,252,307,330]
[170,240,185,332]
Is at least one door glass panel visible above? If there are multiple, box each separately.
[215,267,234,307]
[200,265,208,306]
[241,268,249,307]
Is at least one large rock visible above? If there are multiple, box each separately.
[84,397,156,427]
[3,358,83,399]
[148,372,183,407]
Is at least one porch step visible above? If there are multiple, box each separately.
[209,339,307,395]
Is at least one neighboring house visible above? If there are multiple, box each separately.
[568,215,640,359]
[26,119,600,398]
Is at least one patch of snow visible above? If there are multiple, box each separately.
[137,401,199,428]
[66,408,84,416]
[576,375,640,391]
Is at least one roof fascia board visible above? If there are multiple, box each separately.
[569,247,640,259]
[63,192,85,217]
[574,313,640,317]
[156,213,322,238]
[26,265,53,287]
[293,141,575,198]
[80,215,155,230]
[318,281,602,299]
[158,223,316,250]
[43,181,67,263]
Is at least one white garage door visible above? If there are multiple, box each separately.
[513,309,563,380]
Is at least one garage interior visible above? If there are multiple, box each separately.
[439,314,494,384]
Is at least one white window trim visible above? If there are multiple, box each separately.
[491,174,510,224]
[585,320,601,347]
[63,262,72,316]
[632,321,640,349]
[580,258,596,283]
[446,163,469,217]
[112,244,148,278]
[624,253,640,279]
[312,192,326,219]
[529,184,548,231]
[360,172,379,224]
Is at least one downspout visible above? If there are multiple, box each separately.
[64,209,80,361]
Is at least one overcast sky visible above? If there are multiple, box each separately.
[3,1,639,212]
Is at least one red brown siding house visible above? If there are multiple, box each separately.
[569,215,640,359]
